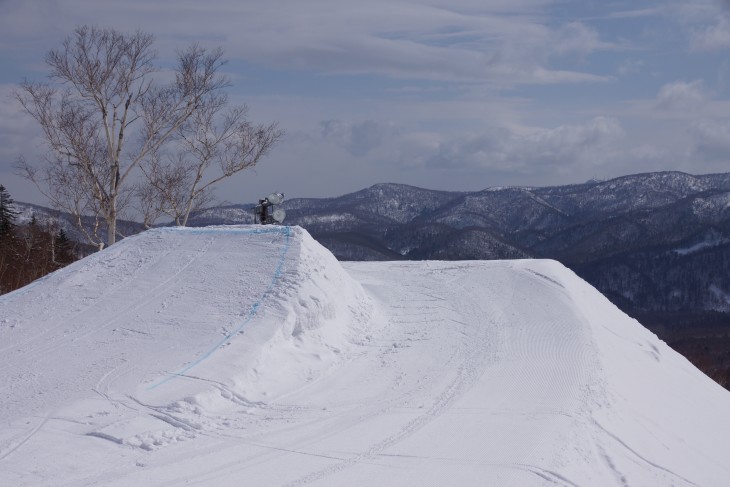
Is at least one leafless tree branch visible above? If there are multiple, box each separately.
[14,26,233,247]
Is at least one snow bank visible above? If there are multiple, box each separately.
[182,226,374,404]
[1,225,730,487]
[0,225,373,479]
[559,265,730,486]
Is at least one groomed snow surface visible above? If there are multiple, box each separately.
[2,226,730,486]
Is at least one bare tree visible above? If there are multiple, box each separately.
[136,152,204,228]
[138,92,283,227]
[15,26,228,248]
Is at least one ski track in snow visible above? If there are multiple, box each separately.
[0,411,51,461]
[280,270,496,486]
[1,225,730,486]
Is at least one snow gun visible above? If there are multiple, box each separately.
[254,192,286,225]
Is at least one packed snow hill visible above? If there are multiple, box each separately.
[1,225,729,486]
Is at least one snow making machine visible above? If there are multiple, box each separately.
[254,192,286,225]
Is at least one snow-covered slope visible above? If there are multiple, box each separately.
[1,226,729,486]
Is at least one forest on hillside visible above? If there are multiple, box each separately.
[0,185,76,295]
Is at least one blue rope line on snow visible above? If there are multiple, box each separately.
[148,225,292,390]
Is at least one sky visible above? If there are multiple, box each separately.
[1,0,730,208]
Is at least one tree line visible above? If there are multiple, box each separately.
[0,185,75,295]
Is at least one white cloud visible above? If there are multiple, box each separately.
[0,85,44,163]
[230,4,613,84]
[425,117,625,173]
[656,80,708,112]
[0,84,50,204]
[606,8,664,20]
[618,59,645,76]
[551,22,608,57]
[688,118,730,161]
[320,120,399,157]
[691,17,730,49]
[0,0,614,85]
[670,0,730,51]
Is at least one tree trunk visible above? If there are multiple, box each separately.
[108,193,117,246]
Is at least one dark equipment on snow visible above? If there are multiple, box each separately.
[254,192,286,225]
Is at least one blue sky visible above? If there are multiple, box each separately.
[1,0,730,207]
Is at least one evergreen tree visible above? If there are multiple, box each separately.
[0,185,20,294]
[54,229,75,265]
[0,184,19,239]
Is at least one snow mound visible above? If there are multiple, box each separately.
[1,225,730,486]
[0,226,372,466]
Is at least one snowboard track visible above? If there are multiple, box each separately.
[281,273,498,486]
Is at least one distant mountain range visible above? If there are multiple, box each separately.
[185,172,730,337]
